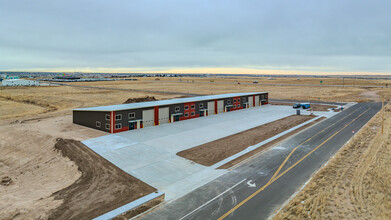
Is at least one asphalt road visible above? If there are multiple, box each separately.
[139,102,381,220]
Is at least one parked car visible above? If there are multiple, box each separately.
[293,103,311,109]
[301,103,311,109]
[253,81,258,84]
[293,103,301,109]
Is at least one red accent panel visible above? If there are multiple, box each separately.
[110,111,114,133]
[180,102,197,120]
[154,106,159,125]
[266,93,269,104]
[231,97,243,111]
[113,126,129,133]
[214,99,218,114]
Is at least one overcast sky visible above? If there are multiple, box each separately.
[1,0,391,74]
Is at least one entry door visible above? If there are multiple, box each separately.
[208,101,215,115]
[174,115,180,122]
[159,107,169,124]
[217,100,224,113]
[129,121,136,130]
[248,96,253,107]
[142,109,154,127]
[255,95,260,106]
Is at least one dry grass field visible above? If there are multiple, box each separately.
[0,85,177,121]
[137,76,391,87]
[273,104,391,220]
[0,76,390,219]
[1,76,388,121]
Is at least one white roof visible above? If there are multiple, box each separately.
[73,92,267,112]
[3,79,25,82]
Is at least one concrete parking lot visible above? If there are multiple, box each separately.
[83,105,338,200]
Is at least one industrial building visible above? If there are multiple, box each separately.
[73,92,268,133]
[1,79,39,86]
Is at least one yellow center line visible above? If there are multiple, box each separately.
[266,106,362,185]
[218,108,369,220]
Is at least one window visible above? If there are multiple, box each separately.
[115,114,122,120]
[233,99,236,103]
[191,112,195,116]
[105,123,110,130]
[115,123,122,129]
[234,105,236,108]
[199,103,203,108]
[185,113,189,117]
[227,100,231,104]
[185,106,189,110]
[175,106,180,112]
[237,104,240,108]
[105,114,110,120]
[191,105,195,109]
[96,121,101,127]
[129,112,135,119]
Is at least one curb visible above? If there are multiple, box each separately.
[94,190,164,220]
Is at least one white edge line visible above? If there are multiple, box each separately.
[178,178,247,220]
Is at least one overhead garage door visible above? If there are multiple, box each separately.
[142,109,154,127]
[159,107,169,124]
[217,100,224,113]
[248,96,253,107]
[255,95,260,106]
[208,101,215,115]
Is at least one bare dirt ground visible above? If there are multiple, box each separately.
[0,115,158,219]
[177,115,315,166]
[0,86,176,120]
[0,77,385,120]
[141,76,391,87]
[218,117,325,169]
[49,139,157,219]
[0,76,389,219]
[358,89,382,102]
[0,115,103,219]
[273,105,391,220]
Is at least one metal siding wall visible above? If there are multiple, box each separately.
[117,109,143,124]
[169,103,184,116]
[195,101,207,115]
[73,111,110,132]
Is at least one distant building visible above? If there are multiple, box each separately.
[54,76,80,80]
[1,79,39,86]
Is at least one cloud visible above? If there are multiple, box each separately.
[0,0,390,73]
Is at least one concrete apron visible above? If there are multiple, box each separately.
[83,105,339,201]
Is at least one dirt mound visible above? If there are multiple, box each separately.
[49,138,157,220]
[123,96,158,104]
